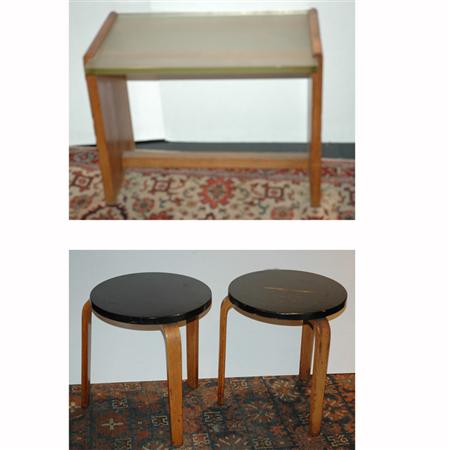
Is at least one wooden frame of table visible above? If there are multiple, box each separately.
[84,9,323,207]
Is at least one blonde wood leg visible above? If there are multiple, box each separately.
[161,324,183,446]
[85,75,134,205]
[186,319,199,389]
[309,318,331,436]
[308,9,323,207]
[309,67,323,208]
[81,300,92,408]
[299,320,314,380]
[217,297,233,405]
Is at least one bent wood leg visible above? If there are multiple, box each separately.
[85,75,134,204]
[309,318,331,436]
[161,324,183,446]
[299,320,314,380]
[81,300,92,408]
[186,318,199,388]
[309,66,323,208]
[217,297,233,404]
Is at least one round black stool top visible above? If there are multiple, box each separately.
[90,273,212,325]
[228,269,347,321]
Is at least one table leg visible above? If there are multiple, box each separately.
[161,324,183,446]
[309,318,330,436]
[309,66,323,207]
[81,300,92,408]
[299,320,314,380]
[186,318,199,388]
[85,74,134,205]
[217,297,233,405]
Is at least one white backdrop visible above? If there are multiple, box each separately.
[69,0,354,145]
[69,250,355,384]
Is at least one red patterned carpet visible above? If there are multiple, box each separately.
[69,374,355,449]
[69,148,355,220]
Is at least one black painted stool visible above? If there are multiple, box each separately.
[217,269,347,436]
[81,273,211,447]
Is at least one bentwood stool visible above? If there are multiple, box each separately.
[81,272,211,446]
[217,269,347,436]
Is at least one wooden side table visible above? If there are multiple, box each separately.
[217,269,347,436]
[81,272,211,447]
[84,10,323,207]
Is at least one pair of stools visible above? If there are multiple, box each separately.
[81,269,347,446]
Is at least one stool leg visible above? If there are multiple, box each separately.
[217,297,233,405]
[81,300,92,408]
[186,318,199,388]
[299,320,314,380]
[161,324,183,446]
[309,318,331,436]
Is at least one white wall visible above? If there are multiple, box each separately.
[69,1,165,145]
[69,0,354,145]
[69,250,354,384]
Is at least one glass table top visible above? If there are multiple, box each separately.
[84,12,319,79]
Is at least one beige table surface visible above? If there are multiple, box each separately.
[85,12,318,78]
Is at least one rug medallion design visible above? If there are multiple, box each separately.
[69,148,355,220]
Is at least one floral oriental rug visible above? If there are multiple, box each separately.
[69,373,355,449]
[69,148,355,220]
